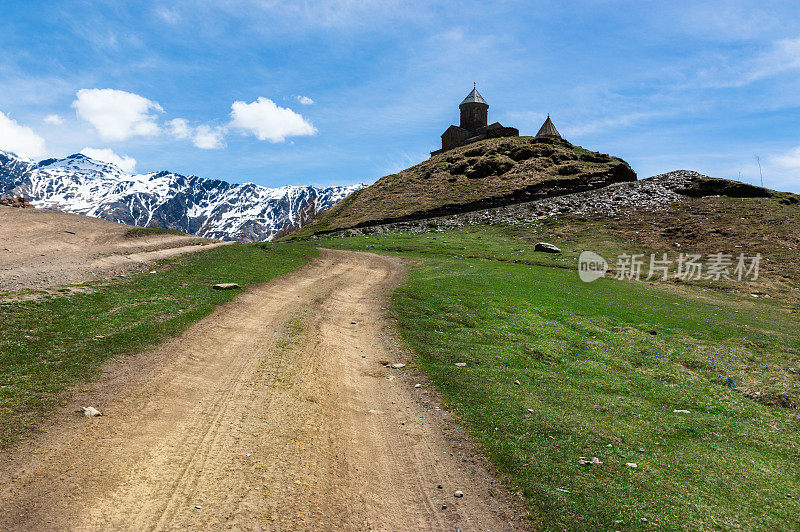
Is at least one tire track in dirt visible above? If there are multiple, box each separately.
[0,250,522,531]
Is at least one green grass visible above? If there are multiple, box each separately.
[318,227,800,530]
[125,226,191,237]
[0,241,317,448]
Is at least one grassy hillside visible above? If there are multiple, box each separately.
[316,221,800,530]
[295,136,635,237]
[0,242,317,447]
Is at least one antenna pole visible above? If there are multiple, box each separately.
[755,155,763,187]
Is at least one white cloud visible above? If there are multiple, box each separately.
[561,110,667,137]
[155,6,180,24]
[772,146,800,172]
[229,97,317,143]
[72,88,163,141]
[695,36,800,89]
[168,118,225,149]
[168,118,191,139]
[44,114,64,125]
[80,147,137,173]
[0,111,47,159]
[192,125,226,149]
[749,37,800,81]
[297,95,314,105]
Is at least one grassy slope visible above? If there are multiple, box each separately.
[318,225,800,530]
[125,226,192,237]
[519,194,800,303]
[295,136,635,236]
[0,242,317,447]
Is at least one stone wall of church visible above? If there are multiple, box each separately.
[459,104,488,130]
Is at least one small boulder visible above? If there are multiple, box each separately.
[391,363,406,369]
[454,490,464,498]
[455,362,467,367]
[534,242,561,253]
[213,283,241,290]
[626,462,638,468]
[82,406,102,417]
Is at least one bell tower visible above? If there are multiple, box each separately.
[459,84,488,131]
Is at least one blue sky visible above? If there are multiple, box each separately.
[2,1,800,192]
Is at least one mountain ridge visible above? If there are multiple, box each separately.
[0,149,363,241]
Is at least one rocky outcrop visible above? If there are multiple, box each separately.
[316,170,774,237]
[673,177,773,198]
[0,196,32,208]
[296,136,636,237]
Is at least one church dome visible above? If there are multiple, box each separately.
[460,87,488,106]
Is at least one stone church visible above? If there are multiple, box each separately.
[431,86,561,156]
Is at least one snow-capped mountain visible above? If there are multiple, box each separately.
[0,150,363,241]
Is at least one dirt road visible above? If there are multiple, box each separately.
[0,206,225,293]
[0,250,520,530]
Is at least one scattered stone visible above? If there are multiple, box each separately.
[455,362,467,367]
[626,462,638,468]
[454,490,464,498]
[527,408,535,413]
[437,485,443,489]
[195,505,202,509]
[212,283,240,290]
[534,242,561,253]
[578,456,602,465]
[638,448,646,452]
[641,517,648,522]
[514,379,521,386]
[646,330,657,335]
[391,363,406,369]
[351,321,357,324]
[673,409,690,414]
[554,487,570,493]
[0,196,32,208]
[414,384,422,388]
[441,504,447,510]
[81,406,102,417]
[379,360,390,366]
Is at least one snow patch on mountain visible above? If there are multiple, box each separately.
[0,149,363,241]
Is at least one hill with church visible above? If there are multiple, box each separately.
[294,87,636,237]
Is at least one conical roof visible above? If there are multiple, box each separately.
[460,87,488,106]
[536,115,561,139]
